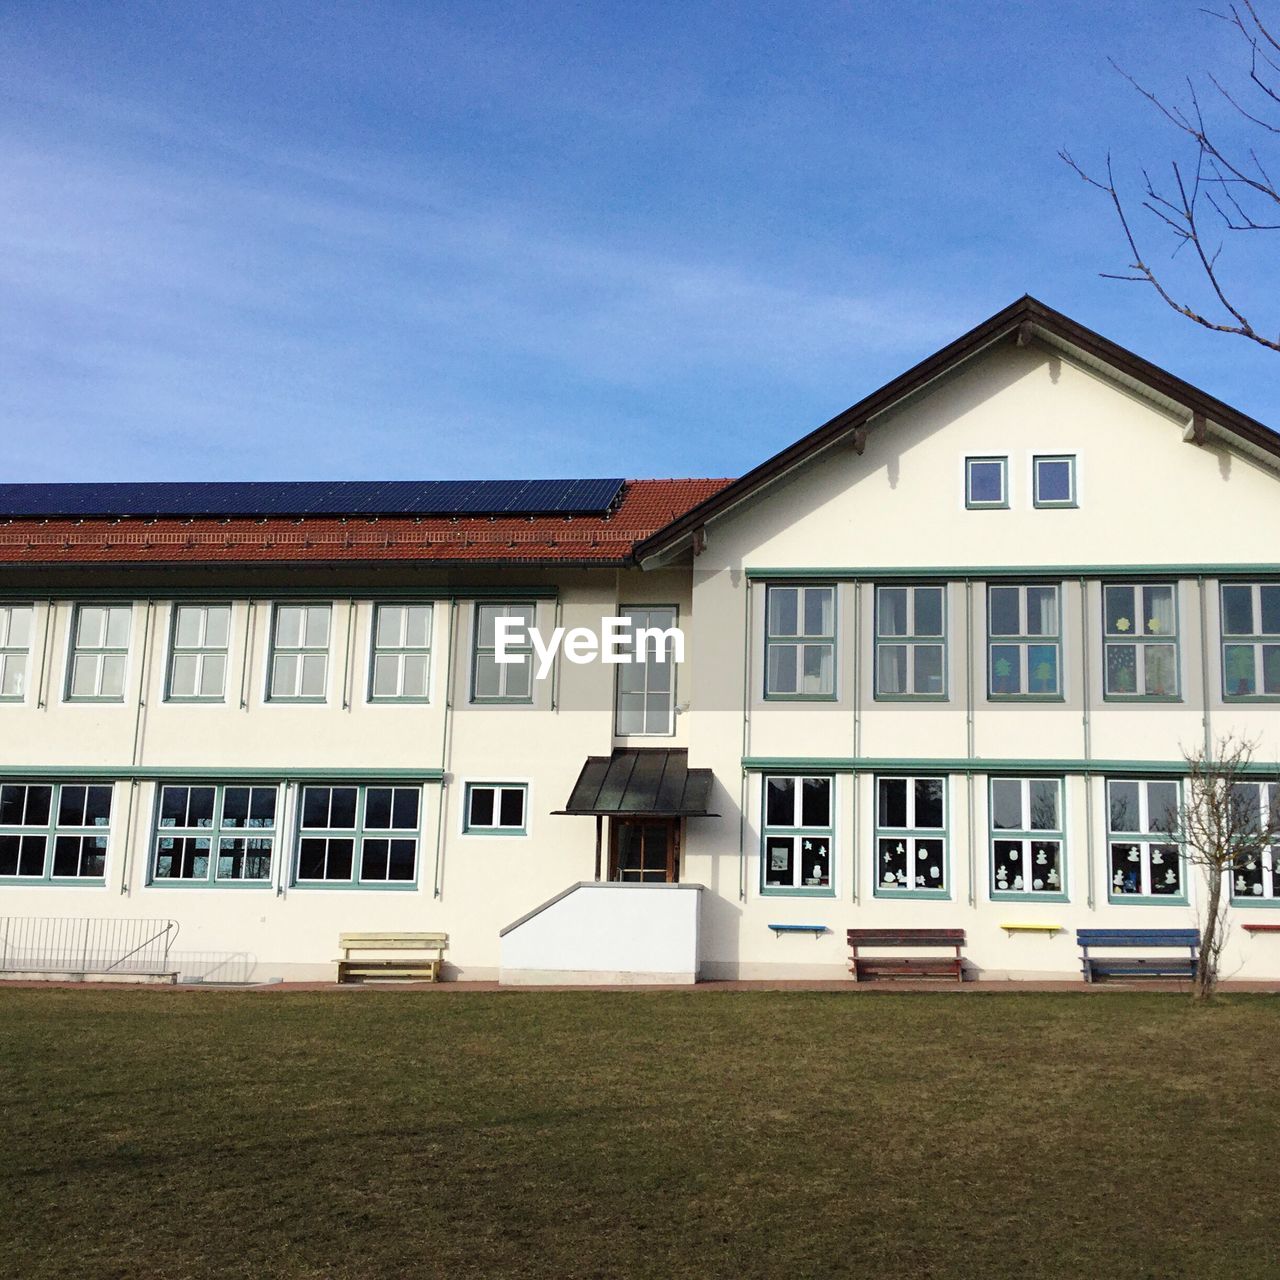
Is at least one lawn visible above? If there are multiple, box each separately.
[1,989,1277,1280]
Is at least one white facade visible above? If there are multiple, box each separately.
[4,301,1280,982]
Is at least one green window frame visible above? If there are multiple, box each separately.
[761,775,834,895]
[66,603,131,702]
[463,782,528,835]
[369,604,433,702]
[1220,582,1280,700]
[1103,584,1179,699]
[167,604,232,702]
[875,776,948,898]
[965,456,1008,509]
[150,783,279,886]
[0,782,113,884]
[0,604,34,702]
[764,584,836,700]
[268,604,331,702]
[614,605,678,735]
[1032,455,1077,508]
[988,584,1062,699]
[990,777,1067,900]
[1228,781,1280,904]
[471,602,535,703]
[294,783,422,887]
[874,586,946,699]
[1106,778,1185,902]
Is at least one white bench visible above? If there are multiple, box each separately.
[336,932,447,983]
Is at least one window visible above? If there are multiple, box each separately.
[1033,455,1076,508]
[990,777,1065,898]
[472,602,535,703]
[1221,583,1280,699]
[463,783,528,834]
[151,783,278,885]
[615,605,677,735]
[268,604,331,701]
[1229,782,1280,902]
[761,775,833,893]
[167,604,231,701]
[875,776,947,896]
[296,784,421,885]
[764,585,835,698]
[0,782,112,882]
[0,605,34,701]
[875,586,945,698]
[67,604,130,701]
[1104,585,1178,698]
[988,584,1061,698]
[1107,779,1183,899]
[965,456,1007,509]
[370,604,432,701]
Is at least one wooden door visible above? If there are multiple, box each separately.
[610,818,680,883]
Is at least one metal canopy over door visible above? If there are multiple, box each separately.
[610,817,681,883]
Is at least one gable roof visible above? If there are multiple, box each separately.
[0,478,731,568]
[634,295,1280,562]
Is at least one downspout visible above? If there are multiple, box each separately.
[739,576,752,903]
[551,595,564,713]
[851,580,862,903]
[1080,577,1095,910]
[341,599,357,711]
[35,600,53,710]
[239,601,256,711]
[1198,576,1212,759]
[120,599,154,896]
[276,781,295,899]
[965,582,976,907]
[432,599,458,900]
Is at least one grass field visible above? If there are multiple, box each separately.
[1,988,1277,1280]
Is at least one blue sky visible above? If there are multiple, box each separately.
[2,1,1277,482]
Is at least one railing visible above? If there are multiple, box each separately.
[0,917,179,975]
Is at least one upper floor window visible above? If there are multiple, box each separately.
[67,604,130,701]
[875,586,945,699]
[615,605,677,735]
[0,781,112,883]
[1104,584,1178,698]
[1229,782,1280,903]
[875,776,948,897]
[761,775,833,894]
[1032,455,1077,508]
[463,782,528,835]
[1221,583,1280,700]
[168,604,231,701]
[990,777,1065,898]
[764,585,835,699]
[472,602,535,703]
[988,584,1061,698]
[1107,778,1183,900]
[370,604,433,701]
[295,784,422,886]
[151,783,278,885]
[965,456,1008,509]
[0,604,34,701]
[268,604,330,701]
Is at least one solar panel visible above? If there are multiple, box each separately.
[0,478,626,519]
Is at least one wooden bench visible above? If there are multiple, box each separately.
[1076,928,1199,983]
[336,932,447,983]
[847,929,965,982]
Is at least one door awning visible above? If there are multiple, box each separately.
[555,749,718,817]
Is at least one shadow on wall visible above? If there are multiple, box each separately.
[171,951,259,984]
[691,775,742,973]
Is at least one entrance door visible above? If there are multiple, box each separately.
[610,818,680,883]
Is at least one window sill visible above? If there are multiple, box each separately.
[873,694,951,703]
[1101,695,1183,704]
[873,888,951,900]
[987,694,1066,703]
[1032,501,1078,510]
[367,697,433,706]
[265,697,329,705]
[163,697,229,705]
[290,881,421,891]
[469,698,535,706]
[147,880,272,889]
[1230,897,1280,908]
[1105,895,1189,906]
[1,878,107,887]
[965,502,1009,511]
[761,886,836,898]
[762,694,839,703]
[1221,695,1280,704]
[462,829,528,838]
[990,891,1069,904]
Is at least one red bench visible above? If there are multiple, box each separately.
[847,929,965,983]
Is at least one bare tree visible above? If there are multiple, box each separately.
[1166,736,1280,998]
[1061,2,1280,353]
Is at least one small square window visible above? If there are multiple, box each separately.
[965,457,1008,509]
[463,783,528,834]
[1033,456,1076,508]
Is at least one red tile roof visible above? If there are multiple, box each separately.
[0,479,732,566]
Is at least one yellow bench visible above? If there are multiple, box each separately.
[336,932,448,983]
[999,922,1063,936]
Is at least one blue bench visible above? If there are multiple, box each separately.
[1076,928,1199,983]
